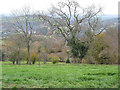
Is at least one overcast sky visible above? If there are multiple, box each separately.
[0,0,119,15]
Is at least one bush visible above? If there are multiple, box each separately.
[81,59,85,64]
[30,53,38,64]
[54,52,67,62]
[99,50,110,64]
[49,55,60,64]
[9,51,18,64]
[40,52,49,64]
[66,58,74,63]
[66,59,70,63]
[85,55,95,64]
[50,50,55,53]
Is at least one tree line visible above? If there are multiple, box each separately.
[1,0,118,65]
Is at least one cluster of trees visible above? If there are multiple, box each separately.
[2,34,69,64]
[1,0,118,64]
[86,27,118,64]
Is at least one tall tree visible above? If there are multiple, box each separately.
[38,0,105,63]
[8,7,36,64]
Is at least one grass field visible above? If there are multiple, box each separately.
[1,61,118,88]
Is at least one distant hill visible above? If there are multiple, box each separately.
[101,14,117,20]
[1,16,53,37]
[1,14,117,38]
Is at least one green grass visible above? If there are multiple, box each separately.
[2,61,118,88]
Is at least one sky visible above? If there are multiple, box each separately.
[0,0,119,15]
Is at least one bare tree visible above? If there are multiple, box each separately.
[7,34,25,64]
[38,0,105,62]
[8,7,36,64]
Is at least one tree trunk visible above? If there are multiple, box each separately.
[32,61,35,64]
[27,58,29,64]
[39,55,40,65]
[16,60,18,64]
[12,60,15,64]
[27,44,31,65]
[17,47,20,65]
[39,59,40,65]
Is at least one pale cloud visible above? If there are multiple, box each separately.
[0,0,119,15]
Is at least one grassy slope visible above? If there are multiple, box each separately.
[2,62,118,88]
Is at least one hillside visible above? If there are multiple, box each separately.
[1,15,117,38]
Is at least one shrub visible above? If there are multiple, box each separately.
[9,51,18,64]
[30,53,38,64]
[85,55,95,64]
[49,55,60,64]
[81,59,85,64]
[54,52,67,62]
[66,59,70,63]
[39,52,49,64]
[99,50,110,64]
[52,60,57,64]
[50,49,55,53]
